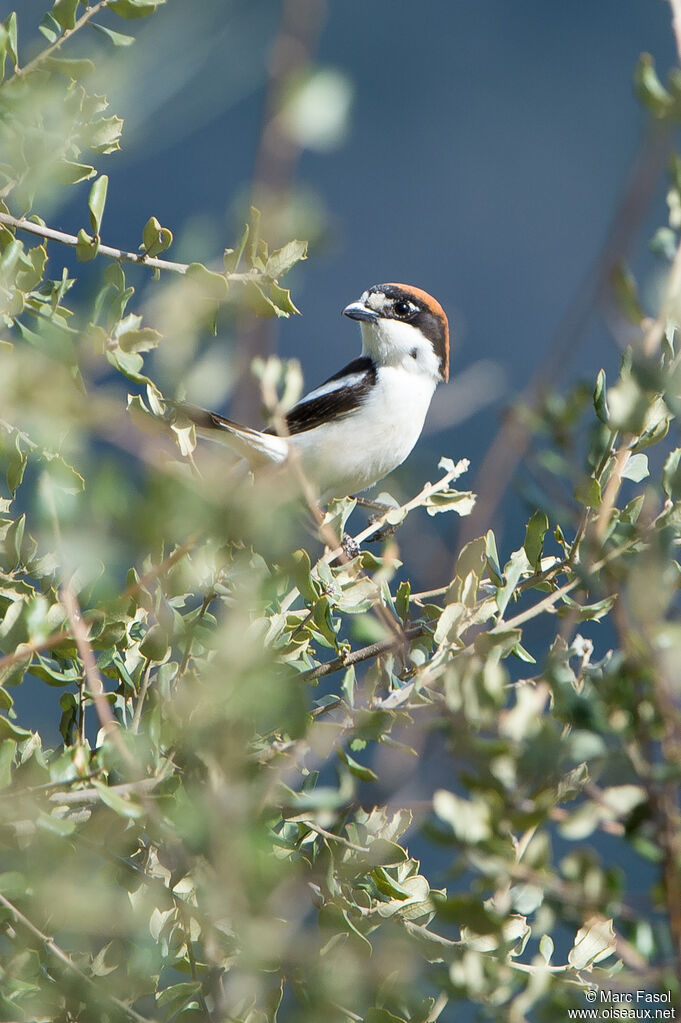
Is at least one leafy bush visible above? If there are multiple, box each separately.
[0,3,680,1021]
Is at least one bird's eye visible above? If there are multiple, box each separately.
[393,299,414,318]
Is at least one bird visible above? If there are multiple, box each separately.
[171,283,449,503]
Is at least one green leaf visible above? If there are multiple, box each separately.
[139,624,169,661]
[52,0,80,30]
[117,327,162,353]
[663,448,681,500]
[142,216,173,257]
[88,175,108,236]
[395,580,410,621]
[620,452,649,483]
[76,228,98,262]
[4,514,25,569]
[2,12,18,70]
[474,628,523,658]
[265,239,308,279]
[110,0,165,17]
[593,368,609,423]
[289,548,319,603]
[82,116,124,155]
[365,1009,407,1023]
[496,548,530,616]
[92,780,144,819]
[55,160,96,185]
[156,981,201,1012]
[338,747,378,782]
[6,434,27,495]
[539,933,554,964]
[185,262,228,299]
[90,21,135,45]
[611,262,643,324]
[634,53,673,118]
[523,509,549,570]
[365,839,408,866]
[432,789,491,844]
[574,476,602,509]
[568,917,617,969]
[44,56,95,79]
[224,223,249,273]
[268,281,300,316]
[0,715,31,740]
[424,489,476,517]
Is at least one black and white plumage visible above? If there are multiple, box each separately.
[173,283,450,502]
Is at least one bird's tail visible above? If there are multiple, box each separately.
[165,401,289,466]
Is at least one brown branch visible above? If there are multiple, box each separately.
[595,444,631,540]
[230,0,326,421]
[0,629,70,673]
[48,777,160,806]
[120,533,200,601]
[60,584,137,772]
[0,892,157,1023]
[301,623,426,682]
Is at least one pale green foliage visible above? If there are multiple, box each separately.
[0,4,680,1023]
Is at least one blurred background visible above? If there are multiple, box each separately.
[1,6,679,1016]
[6,0,678,581]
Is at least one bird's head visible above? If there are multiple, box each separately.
[343,283,449,383]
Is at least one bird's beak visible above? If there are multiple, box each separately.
[343,300,378,324]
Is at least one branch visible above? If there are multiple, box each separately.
[302,821,370,853]
[0,211,258,280]
[0,892,157,1023]
[313,459,471,584]
[300,623,426,683]
[60,583,137,772]
[13,0,113,79]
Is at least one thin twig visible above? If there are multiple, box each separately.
[13,0,112,78]
[0,211,261,279]
[0,629,70,673]
[301,821,370,853]
[60,584,137,772]
[595,444,631,540]
[177,592,214,677]
[0,892,157,1023]
[300,624,426,683]
[120,533,200,601]
[48,777,160,806]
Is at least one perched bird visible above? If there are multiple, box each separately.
[174,283,449,503]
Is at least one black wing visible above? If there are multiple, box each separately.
[282,356,377,436]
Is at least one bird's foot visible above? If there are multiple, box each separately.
[341,533,362,559]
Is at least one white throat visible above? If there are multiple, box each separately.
[360,319,441,382]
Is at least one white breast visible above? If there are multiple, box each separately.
[289,364,437,501]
